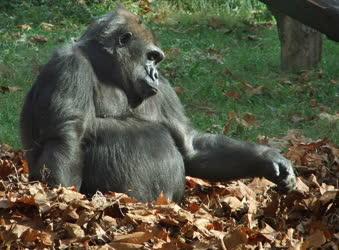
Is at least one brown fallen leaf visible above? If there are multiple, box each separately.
[206,48,224,64]
[319,190,338,204]
[58,187,85,202]
[296,71,311,83]
[186,202,201,213]
[174,86,185,95]
[0,198,11,209]
[223,112,258,133]
[237,181,257,199]
[114,231,152,244]
[208,16,225,29]
[30,35,48,44]
[259,223,276,242]
[165,47,181,59]
[17,24,32,31]
[0,159,15,179]
[64,223,85,238]
[109,242,143,249]
[291,114,305,124]
[139,0,153,14]
[0,86,22,93]
[302,229,327,249]
[0,129,338,249]
[242,82,264,96]
[12,224,30,239]
[310,99,318,107]
[223,228,248,249]
[247,178,275,193]
[295,177,310,193]
[220,196,243,211]
[223,67,233,76]
[88,221,109,242]
[247,34,260,41]
[248,85,264,96]
[242,113,257,127]
[16,194,35,205]
[40,22,54,31]
[224,91,241,100]
[318,112,339,122]
[39,232,53,246]
[186,176,211,189]
[101,215,118,229]
[21,228,53,246]
[242,214,257,229]
[155,192,171,205]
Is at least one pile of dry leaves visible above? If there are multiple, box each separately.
[0,130,338,249]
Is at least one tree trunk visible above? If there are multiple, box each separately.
[272,11,323,72]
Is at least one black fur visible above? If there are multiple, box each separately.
[21,7,296,202]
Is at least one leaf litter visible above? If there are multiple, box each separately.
[0,131,337,249]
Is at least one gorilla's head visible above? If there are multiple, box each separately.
[80,6,165,107]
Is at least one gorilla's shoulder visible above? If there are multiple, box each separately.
[48,42,91,72]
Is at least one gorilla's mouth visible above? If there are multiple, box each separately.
[129,95,144,109]
[127,65,160,108]
[128,79,158,109]
[141,77,158,96]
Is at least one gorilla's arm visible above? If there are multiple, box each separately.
[21,47,94,189]
[28,123,84,188]
[185,133,296,191]
[159,81,296,191]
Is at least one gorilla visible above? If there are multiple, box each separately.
[21,7,296,202]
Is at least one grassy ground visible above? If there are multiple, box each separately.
[0,1,338,149]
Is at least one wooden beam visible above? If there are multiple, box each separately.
[259,0,339,42]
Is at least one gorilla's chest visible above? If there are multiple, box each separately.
[83,117,184,195]
[93,84,160,121]
[91,83,176,156]
[93,84,129,118]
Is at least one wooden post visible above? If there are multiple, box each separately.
[273,11,323,71]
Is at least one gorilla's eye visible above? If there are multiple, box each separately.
[119,32,133,46]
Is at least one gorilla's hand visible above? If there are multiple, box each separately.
[262,149,296,192]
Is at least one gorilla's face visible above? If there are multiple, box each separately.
[88,7,165,108]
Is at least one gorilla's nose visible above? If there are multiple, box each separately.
[147,47,165,64]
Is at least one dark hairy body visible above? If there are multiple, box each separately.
[21,7,296,202]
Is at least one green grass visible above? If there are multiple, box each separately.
[0,1,338,148]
